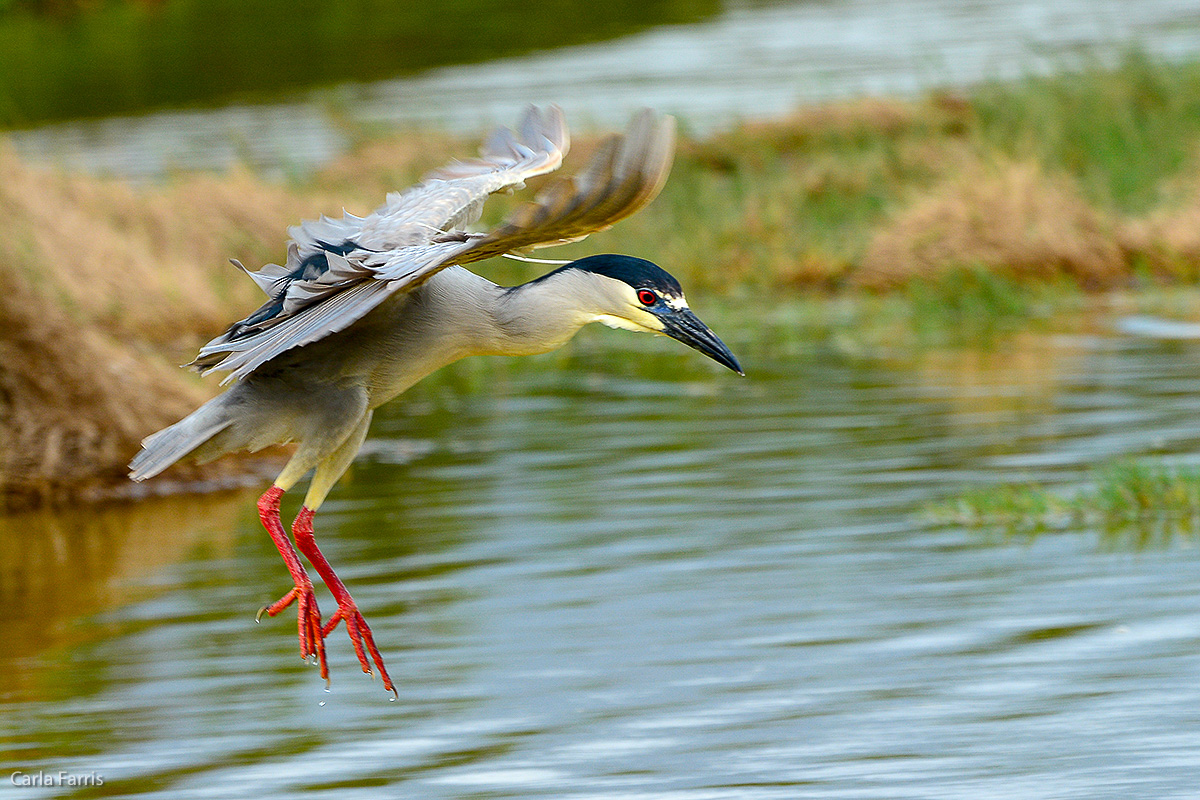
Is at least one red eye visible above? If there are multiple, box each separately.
[637,289,658,306]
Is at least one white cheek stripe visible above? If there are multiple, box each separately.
[595,313,664,333]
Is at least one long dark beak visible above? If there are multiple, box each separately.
[659,307,744,375]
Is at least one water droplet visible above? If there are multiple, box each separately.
[318,700,326,707]
[389,695,397,703]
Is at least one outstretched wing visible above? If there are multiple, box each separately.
[194,106,675,383]
[451,108,675,266]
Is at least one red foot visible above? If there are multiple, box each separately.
[320,596,394,694]
[293,506,396,697]
[258,582,329,683]
[256,486,330,682]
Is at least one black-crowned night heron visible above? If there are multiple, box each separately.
[129,105,742,695]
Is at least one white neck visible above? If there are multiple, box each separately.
[488,269,605,356]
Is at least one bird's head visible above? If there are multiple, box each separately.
[564,254,743,375]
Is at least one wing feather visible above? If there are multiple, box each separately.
[192,106,674,382]
[193,241,472,382]
[454,109,675,263]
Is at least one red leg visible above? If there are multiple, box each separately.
[255,486,328,684]
[292,506,396,696]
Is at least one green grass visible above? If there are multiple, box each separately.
[929,460,1200,547]
[902,266,1065,344]
[508,52,1200,352]
[971,50,1200,212]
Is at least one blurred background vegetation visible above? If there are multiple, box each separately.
[0,0,717,126]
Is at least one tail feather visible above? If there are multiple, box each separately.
[128,396,235,482]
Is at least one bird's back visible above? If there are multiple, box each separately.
[247,267,505,408]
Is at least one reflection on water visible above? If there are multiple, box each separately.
[9,0,1200,178]
[3,307,1200,797]
[0,493,250,704]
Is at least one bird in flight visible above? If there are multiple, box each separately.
[129,105,742,696]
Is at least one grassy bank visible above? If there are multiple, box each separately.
[631,51,1200,295]
[6,52,1200,508]
[0,154,328,508]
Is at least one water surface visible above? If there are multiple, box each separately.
[3,306,1199,798]
[9,0,1200,178]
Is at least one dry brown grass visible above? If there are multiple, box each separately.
[0,148,330,346]
[1117,163,1200,282]
[856,159,1127,289]
[0,272,202,508]
[0,152,328,509]
[0,136,455,509]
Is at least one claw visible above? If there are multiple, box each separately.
[321,599,395,692]
[261,582,329,679]
[292,505,397,696]
[255,495,399,696]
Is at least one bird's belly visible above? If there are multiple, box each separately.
[263,269,502,411]
[365,349,461,409]
[360,323,472,409]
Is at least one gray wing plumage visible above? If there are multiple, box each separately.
[192,105,675,383]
